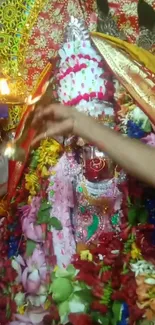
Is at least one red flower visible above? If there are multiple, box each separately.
[0,310,8,324]
[76,270,99,286]
[120,274,132,285]
[3,265,17,283]
[122,253,131,264]
[73,257,100,286]
[91,301,108,314]
[92,284,104,299]
[69,313,94,325]
[10,300,17,313]
[0,296,7,308]
[73,258,98,273]
[136,228,155,264]
[112,291,126,301]
[129,305,144,323]
[119,223,131,241]
[101,270,112,283]
[49,304,60,321]
[103,256,116,266]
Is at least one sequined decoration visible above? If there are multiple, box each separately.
[111,213,119,225]
[24,0,97,89]
[3,105,24,131]
[107,0,155,49]
[0,0,48,75]
[0,0,48,130]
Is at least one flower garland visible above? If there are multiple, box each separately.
[1,52,155,325]
[0,139,62,324]
[0,110,155,325]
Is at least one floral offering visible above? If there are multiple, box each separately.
[1,14,155,325]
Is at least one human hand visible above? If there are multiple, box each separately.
[31,104,78,146]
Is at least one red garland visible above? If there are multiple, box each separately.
[64,91,114,106]
[0,259,19,324]
[58,63,88,80]
[69,313,94,325]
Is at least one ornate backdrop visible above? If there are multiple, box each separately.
[0,0,155,130]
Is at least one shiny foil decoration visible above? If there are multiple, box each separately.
[65,16,90,42]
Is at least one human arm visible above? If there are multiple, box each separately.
[77,115,155,186]
[32,104,155,187]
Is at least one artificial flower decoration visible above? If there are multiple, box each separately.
[21,248,47,294]
[49,264,91,324]
[130,243,142,260]
[2,14,155,325]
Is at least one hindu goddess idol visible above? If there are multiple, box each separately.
[7,17,155,270]
[46,17,155,267]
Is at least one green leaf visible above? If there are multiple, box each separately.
[11,197,15,204]
[40,201,51,211]
[38,209,50,218]
[50,190,55,197]
[59,301,69,316]
[66,264,77,278]
[55,267,73,279]
[26,239,36,257]
[128,206,137,225]
[91,312,110,325]
[75,288,93,304]
[49,217,62,230]
[112,301,122,325]
[37,211,50,224]
[30,156,38,169]
[143,119,151,133]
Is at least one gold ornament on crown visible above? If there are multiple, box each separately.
[0,0,48,130]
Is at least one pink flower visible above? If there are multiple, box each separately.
[142,133,155,147]
[22,248,47,294]
[22,218,44,242]
[10,307,48,325]
[12,255,26,283]
[19,197,41,222]
[20,198,44,243]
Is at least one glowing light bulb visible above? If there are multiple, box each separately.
[0,79,10,95]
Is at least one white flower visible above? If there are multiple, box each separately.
[145,278,155,285]
[98,254,103,261]
[131,260,155,276]
[12,255,25,283]
[15,292,25,306]
[28,294,47,307]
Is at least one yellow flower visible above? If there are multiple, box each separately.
[131,243,142,259]
[17,305,26,315]
[37,139,61,172]
[44,300,51,310]
[25,171,39,196]
[41,165,49,177]
[80,250,93,262]
[28,196,32,204]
